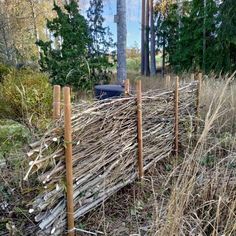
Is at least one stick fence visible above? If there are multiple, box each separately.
[195,73,202,131]
[165,75,171,88]
[174,76,179,156]
[25,79,200,235]
[53,85,61,120]
[125,79,130,96]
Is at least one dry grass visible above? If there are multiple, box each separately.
[79,73,236,236]
[1,72,236,236]
[22,82,197,235]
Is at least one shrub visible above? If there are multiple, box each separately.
[37,1,113,91]
[127,58,141,72]
[0,69,53,129]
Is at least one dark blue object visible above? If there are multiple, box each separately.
[95,85,124,100]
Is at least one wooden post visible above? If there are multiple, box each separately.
[174,76,179,157]
[63,87,75,236]
[195,73,202,131]
[165,75,171,88]
[136,80,144,179]
[124,79,130,96]
[53,85,61,120]
[191,73,195,82]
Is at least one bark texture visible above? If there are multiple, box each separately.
[117,0,127,82]
[150,0,156,76]
[144,0,150,76]
[141,0,145,75]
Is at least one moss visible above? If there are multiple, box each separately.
[0,119,29,159]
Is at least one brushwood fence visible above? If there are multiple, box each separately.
[24,78,200,235]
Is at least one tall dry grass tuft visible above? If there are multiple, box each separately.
[79,73,235,236]
[151,74,236,236]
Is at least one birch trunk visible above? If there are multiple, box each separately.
[162,33,166,78]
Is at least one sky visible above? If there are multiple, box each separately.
[80,0,142,48]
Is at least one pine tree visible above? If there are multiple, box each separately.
[141,0,145,75]
[150,0,157,76]
[159,0,218,73]
[116,0,127,82]
[144,0,150,76]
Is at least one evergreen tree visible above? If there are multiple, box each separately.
[159,0,218,73]
[87,0,114,83]
[37,0,114,90]
[215,0,236,72]
[37,1,91,89]
[158,3,179,70]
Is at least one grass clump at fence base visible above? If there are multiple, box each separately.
[0,119,34,236]
[0,69,52,130]
[78,75,236,236]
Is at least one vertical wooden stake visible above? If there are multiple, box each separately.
[125,79,130,96]
[195,73,202,131]
[165,75,171,88]
[174,76,179,157]
[63,87,75,236]
[53,85,61,120]
[191,73,195,82]
[136,80,144,179]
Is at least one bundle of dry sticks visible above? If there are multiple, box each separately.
[24,81,198,235]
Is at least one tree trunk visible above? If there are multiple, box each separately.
[1,24,11,63]
[150,0,156,76]
[144,0,150,76]
[177,0,182,68]
[28,0,41,59]
[141,0,145,75]
[203,0,206,73]
[162,33,166,78]
[117,0,127,83]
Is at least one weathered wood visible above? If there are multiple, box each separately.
[174,76,179,157]
[195,73,202,131]
[166,75,171,88]
[63,87,75,236]
[53,85,61,120]
[24,82,199,234]
[125,79,130,96]
[191,73,195,81]
[196,73,202,119]
[136,80,144,178]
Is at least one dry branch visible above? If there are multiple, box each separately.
[24,81,198,235]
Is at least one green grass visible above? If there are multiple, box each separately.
[0,119,29,159]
